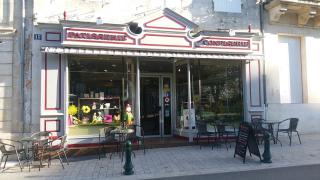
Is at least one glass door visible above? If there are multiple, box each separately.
[140,77,160,136]
[140,76,172,136]
[162,77,172,135]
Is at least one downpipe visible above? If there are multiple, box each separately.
[20,0,26,134]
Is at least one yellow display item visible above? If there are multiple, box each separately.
[113,114,120,121]
[68,105,78,116]
[82,105,91,114]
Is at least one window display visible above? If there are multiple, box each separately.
[175,59,243,129]
[175,61,188,129]
[68,56,135,136]
[77,97,120,125]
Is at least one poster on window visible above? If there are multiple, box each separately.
[183,109,195,129]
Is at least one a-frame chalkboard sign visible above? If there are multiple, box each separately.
[234,122,261,163]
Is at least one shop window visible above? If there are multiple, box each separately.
[212,0,242,13]
[175,60,189,129]
[139,57,173,73]
[175,59,243,129]
[68,56,136,136]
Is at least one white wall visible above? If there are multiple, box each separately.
[267,104,320,134]
[304,37,320,103]
[0,0,23,138]
[0,37,13,137]
[265,34,303,104]
[33,0,261,33]
[264,33,280,103]
[34,0,187,24]
[264,13,320,134]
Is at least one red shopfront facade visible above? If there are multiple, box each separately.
[34,8,263,145]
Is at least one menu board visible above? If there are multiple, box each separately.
[234,122,261,163]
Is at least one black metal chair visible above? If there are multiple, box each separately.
[276,118,301,146]
[126,124,145,154]
[196,121,217,150]
[29,131,52,171]
[0,139,25,171]
[251,118,266,144]
[98,126,119,160]
[215,122,237,151]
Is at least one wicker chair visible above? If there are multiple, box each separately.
[0,139,25,171]
[38,135,69,169]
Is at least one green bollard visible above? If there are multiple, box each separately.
[261,131,272,163]
[123,140,134,175]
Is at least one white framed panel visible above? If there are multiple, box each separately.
[248,60,262,107]
[45,53,61,110]
[41,116,64,137]
[278,36,302,103]
[41,53,66,115]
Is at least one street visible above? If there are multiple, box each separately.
[151,164,320,180]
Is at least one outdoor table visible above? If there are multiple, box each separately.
[111,127,134,147]
[261,120,282,145]
[20,136,38,171]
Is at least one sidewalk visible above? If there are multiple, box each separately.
[1,134,320,180]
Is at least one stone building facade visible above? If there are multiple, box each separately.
[263,0,320,133]
[1,0,319,142]
[0,0,24,138]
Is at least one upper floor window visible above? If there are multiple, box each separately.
[212,0,242,13]
[0,0,12,25]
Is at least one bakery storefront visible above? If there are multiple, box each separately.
[36,9,263,145]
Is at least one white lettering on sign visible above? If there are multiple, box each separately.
[202,40,249,47]
[67,32,127,41]
[64,28,135,45]
[196,38,251,50]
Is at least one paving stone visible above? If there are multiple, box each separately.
[1,134,320,180]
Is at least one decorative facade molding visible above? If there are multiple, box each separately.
[266,0,320,26]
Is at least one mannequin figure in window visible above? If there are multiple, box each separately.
[124,104,134,126]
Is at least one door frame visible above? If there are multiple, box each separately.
[140,73,173,137]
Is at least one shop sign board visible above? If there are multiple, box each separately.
[61,12,254,54]
[64,27,136,45]
[62,27,252,53]
[195,37,251,50]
